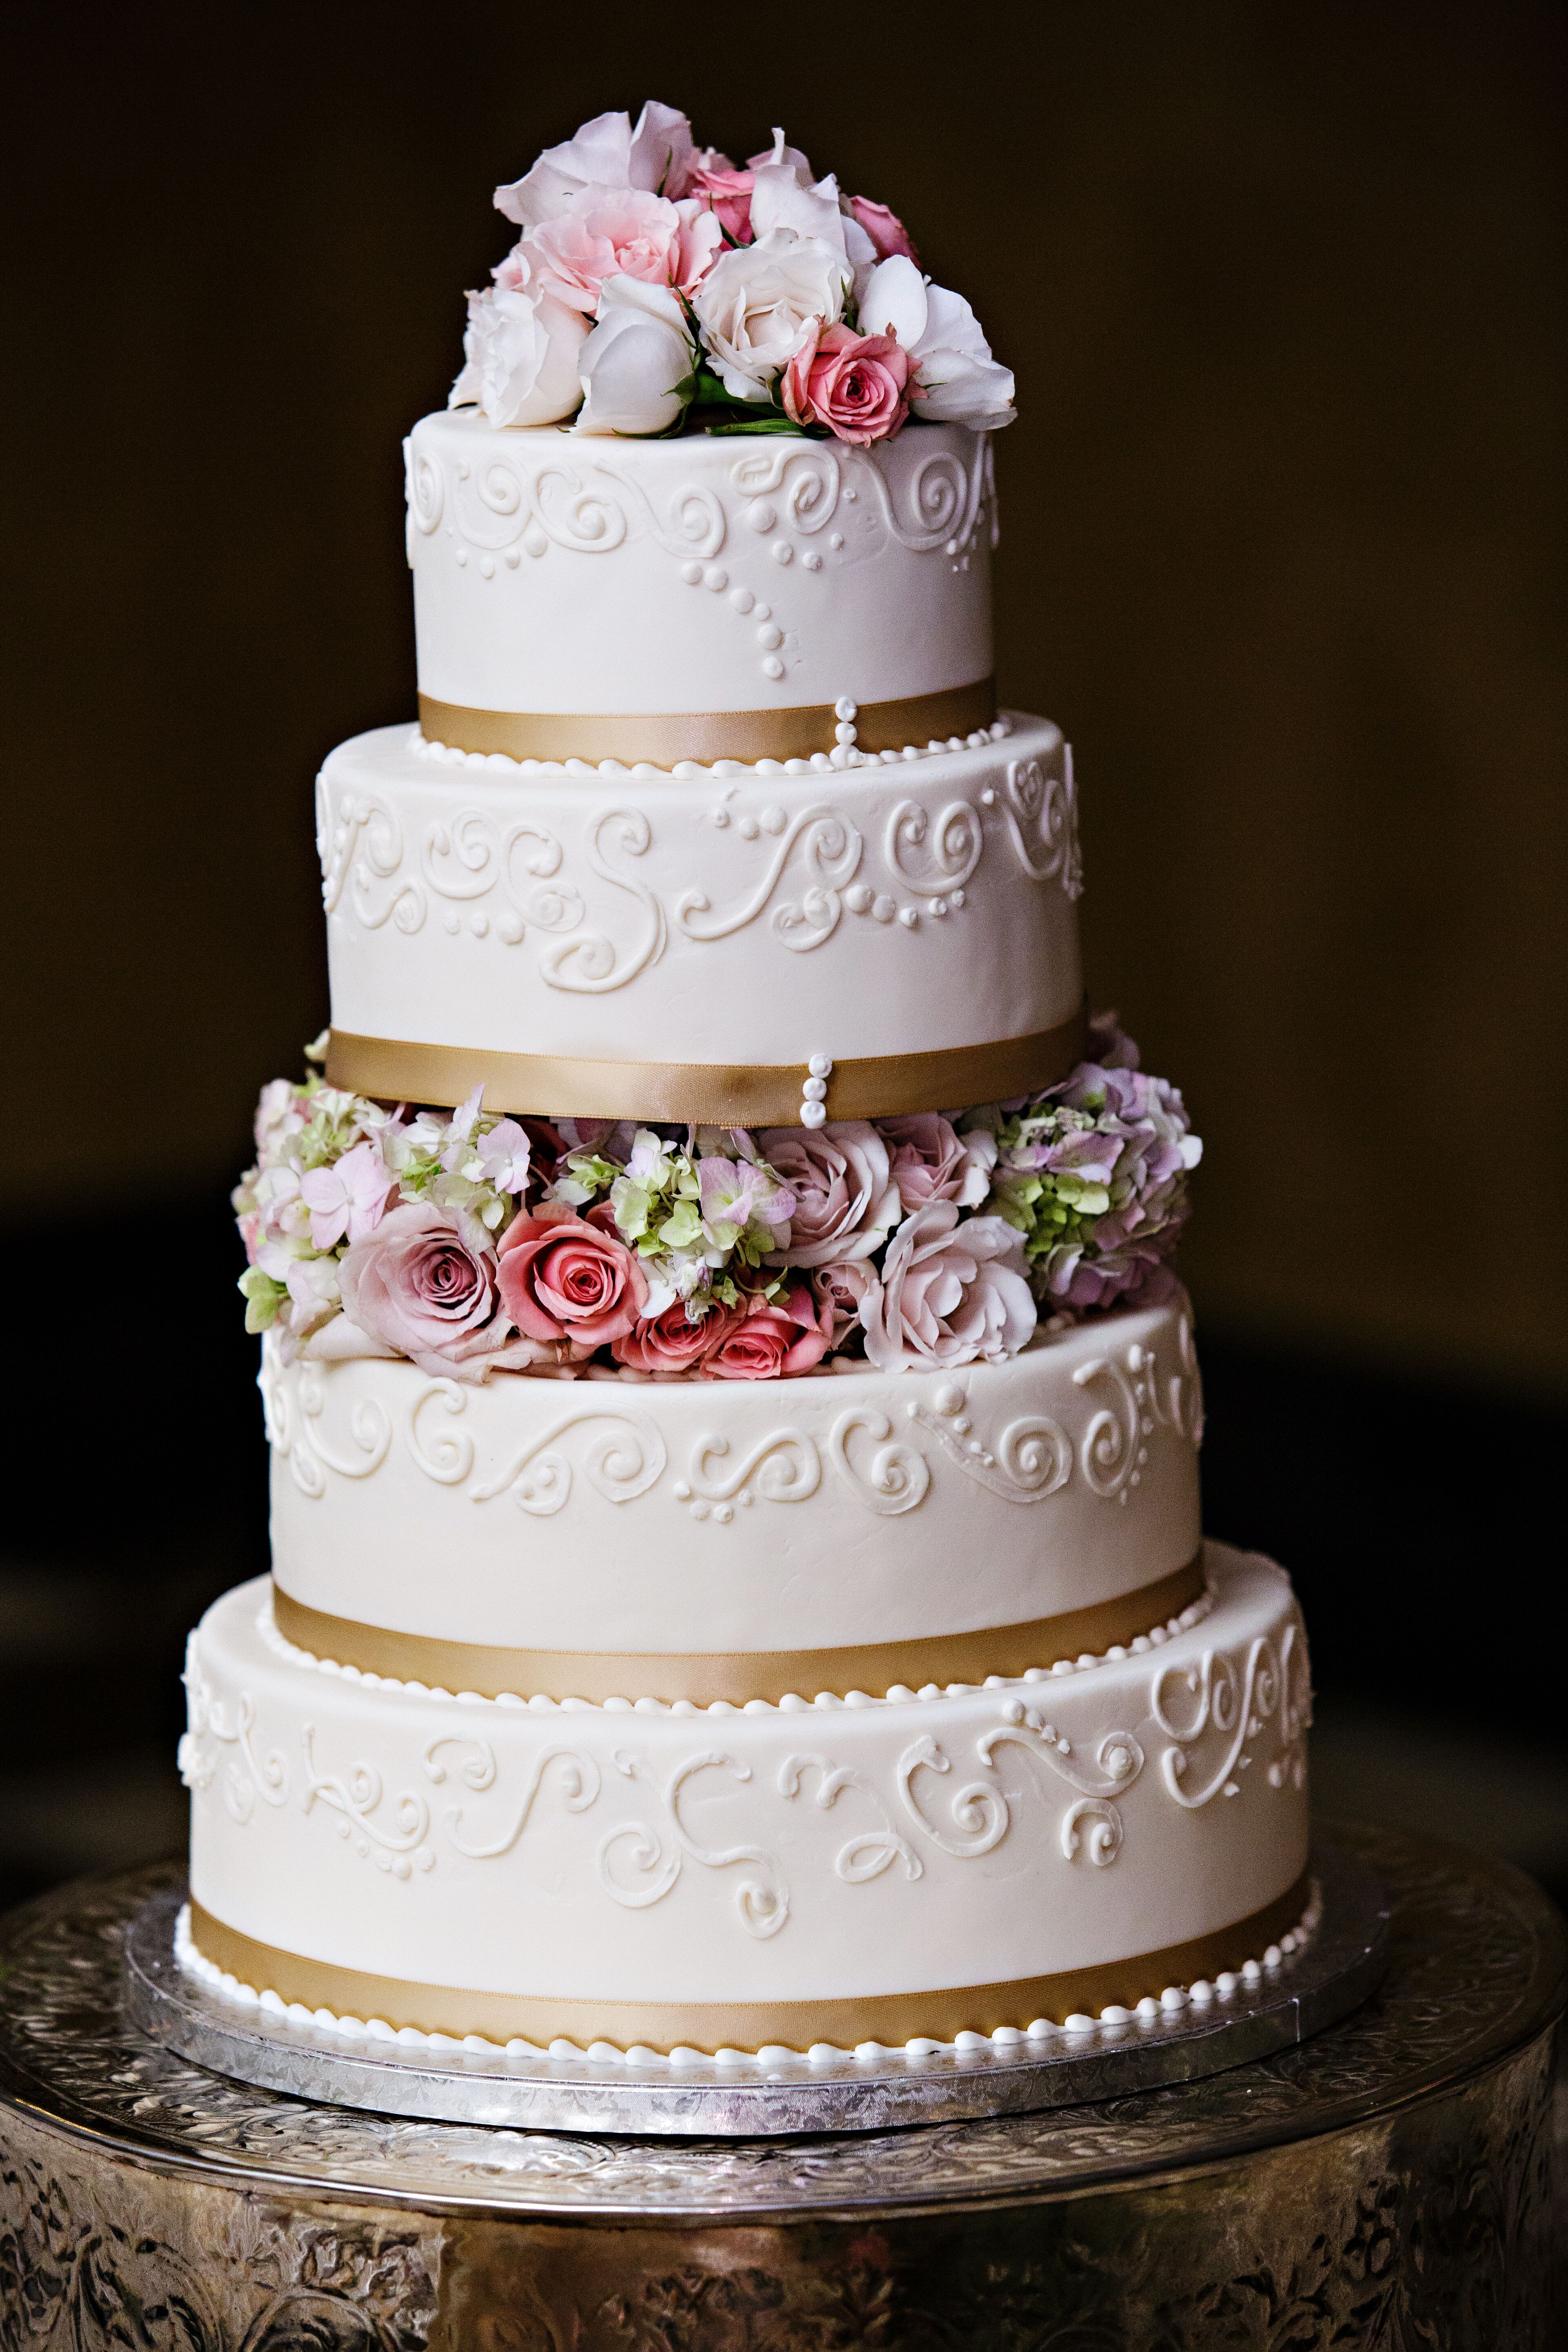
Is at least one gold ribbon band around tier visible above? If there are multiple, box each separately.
[270,1555,1207,1708]
[325,1005,1087,1127]
[417,677,997,768]
[189,1869,1312,2051]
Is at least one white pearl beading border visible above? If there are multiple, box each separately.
[412,711,1016,782]
[174,1886,1319,2068]
[255,1586,1215,1716]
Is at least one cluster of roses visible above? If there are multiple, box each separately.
[234,1021,1198,1387]
[452,100,1015,447]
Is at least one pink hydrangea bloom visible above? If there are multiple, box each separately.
[298,1138,394,1251]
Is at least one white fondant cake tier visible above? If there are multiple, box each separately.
[318,713,1082,1082]
[405,415,993,731]
[181,1544,1310,2050]
[264,1297,1203,1682]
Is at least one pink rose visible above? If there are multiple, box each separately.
[782,323,911,447]
[681,150,755,242]
[497,1201,648,1348]
[526,189,688,314]
[702,1287,834,1381]
[860,1203,1036,1373]
[811,1258,875,1339]
[876,1115,997,1212]
[757,1121,901,1268]
[847,196,919,265]
[611,1298,715,1376]
[338,1203,535,1382]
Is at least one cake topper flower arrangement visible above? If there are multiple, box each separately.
[449,100,1016,446]
[234,1020,1199,1384]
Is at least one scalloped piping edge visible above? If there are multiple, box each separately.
[254,1585,1216,1714]
[174,1888,1321,2067]
[411,712,1017,782]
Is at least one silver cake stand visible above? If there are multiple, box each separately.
[0,1820,1562,2348]
[121,1842,1385,2136]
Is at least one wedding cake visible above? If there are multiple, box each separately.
[178,106,1313,2065]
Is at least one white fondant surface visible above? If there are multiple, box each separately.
[265,1298,1203,1659]
[318,714,1082,1069]
[406,414,994,717]
[183,1545,1310,2014]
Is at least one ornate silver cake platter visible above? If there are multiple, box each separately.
[121,1837,1390,2136]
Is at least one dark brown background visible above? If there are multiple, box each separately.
[2,2,1564,1906]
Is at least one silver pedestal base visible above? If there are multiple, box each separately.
[122,1840,1388,2135]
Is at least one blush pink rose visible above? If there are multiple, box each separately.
[680,150,755,242]
[876,1114,997,1211]
[811,1257,875,1339]
[338,1203,537,1382]
[497,1201,648,1348]
[860,1203,1036,1373]
[611,1298,715,1375]
[702,1286,835,1380]
[757,1121,901,1268]
[526,188,688,314]
[847,196,919,265]
[782,323,911,446]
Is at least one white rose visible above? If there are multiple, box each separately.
[748,133,879,298]
[858,255,1017,432]
[450,277,589,428]
[494,102,693,230]
[691,227,850,402]
[575,277,695,437]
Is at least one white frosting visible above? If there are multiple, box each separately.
[319,713,1082,1069]
[176,1884,1320,2063]
[405,414,994,717]
[264,1296,1203,1660]
[182,1544,1310,2020]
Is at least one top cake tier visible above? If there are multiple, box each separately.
[405,414,995,768]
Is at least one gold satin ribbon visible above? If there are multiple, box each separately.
[325,1007,1087,1126]
[270,1557,1206,1707]
[417,679,997,768]
[189,1871,1312,2049]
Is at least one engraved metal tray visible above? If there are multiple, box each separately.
[122,1838,1389,2136]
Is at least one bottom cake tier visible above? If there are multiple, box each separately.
[180,1543,1311,2055]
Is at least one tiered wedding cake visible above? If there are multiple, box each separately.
[178,106,1312,2063]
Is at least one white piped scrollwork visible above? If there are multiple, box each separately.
[259,1341,391,1501]
[1072,1354,1143,1503]
[301,1724,430,1865]
[675,805,864,953]
[1151,1620,1311,1810]
[778,1754,922,1884]
[317,781,425,935]
[407,1381,474,1487]
[854,437,989,554]
[897,1735,1009,1857]
[597,1750,789,1939]
[539,810,668,993]
[1059,1797,1125,1866]
[467,1408,666,1515]
[685,1430,821,1506]
[423,1736,600,1862]
[420,813,584,946]
[828,1408,932,1516]
[1002,751,1083,897]
[883,800,984,894]
[907,1382,1072,1504]
[594,460,727,561]
[728,443,841,535]
[979,1703,1145,1869]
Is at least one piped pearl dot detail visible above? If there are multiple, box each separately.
[808,1054,833,1078]
[872,895,896,923]
[680,560,704,585]
[898,906,919,928]
[802,1078,827,1103]
[730,586,754,614]
[747,501,776,533]
[771,541,793,565]
[756,623,783,649]
[802,550,822,571]
[762,657,785,679]
[704,565,728,592]
[801,1101,827,1129]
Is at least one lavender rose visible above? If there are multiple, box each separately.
[338,1203,546,1382]
[860,1202,1036,1372]
[877,1114,996,1211]
[757,1120,901,1268]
